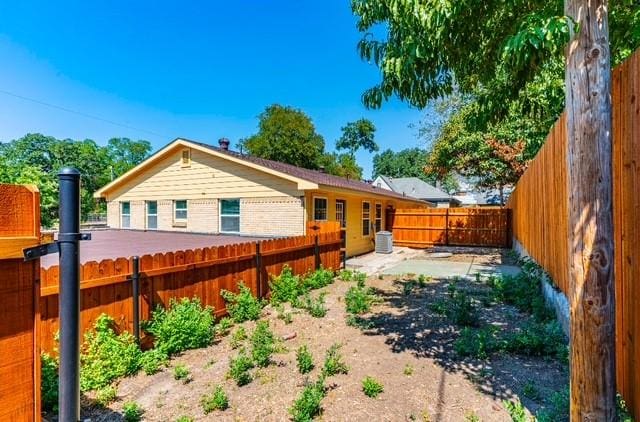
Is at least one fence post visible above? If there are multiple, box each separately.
[314,235,320,270]
[131,256,140,344]
[255,242,262,299]
[57,168,81,422]
[444,208,450,246]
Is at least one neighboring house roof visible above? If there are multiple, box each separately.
[373,176,457,203]
[95,138,426,204]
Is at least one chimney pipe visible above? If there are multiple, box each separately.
[318,165,326,173]
[218,138,230,151]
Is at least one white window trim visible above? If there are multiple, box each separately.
[146,200,158,230]
[219,198,241,234]
[375,202,383,233]
[362,200,371,237]
[121,201,131,229]
[312,196,329,221]
[173,200,188,225]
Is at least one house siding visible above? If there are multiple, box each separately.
[240,197,305,237]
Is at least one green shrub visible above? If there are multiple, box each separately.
[362,376,384,398]
[296,345,314,374]
[276,304,294,324]
[228,349,254,386]
[140,349,168,375]
[322,344,349,376]
[201,385,229,413]
[345,284,376,314]
[269,265,305,304]
[251,321,275,367]
[122,401,143,422]
[304,293,328,318]
[354,271,367,285]
[617,394,634,422]
[221,282,263,322]
[447,289,478,326]
[289,378,326,422]
[216,317,234,336]
[505,321,567,358]
[503,399,528,422]
[303,267,335,290]
[95,385,117,407]
[41,353,59,411]
[488,270,553,322]
[346,314,376,330]
[144,297,215,356]
[230,326,248,349]
[338,269,353,281]
[403,281,416,295]
[173,363,190,382]
[80,314,142,391]
[176,417,194,422]
[454,326,502,359]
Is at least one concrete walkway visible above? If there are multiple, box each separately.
[381,258,520,279]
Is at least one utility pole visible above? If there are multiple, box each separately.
[565,0,616,419]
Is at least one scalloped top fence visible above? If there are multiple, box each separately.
[506,49,640,419]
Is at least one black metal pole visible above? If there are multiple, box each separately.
[132,256,140,343]
[58,167,81,422]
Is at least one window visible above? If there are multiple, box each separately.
[362,201,371,236]
[335,200,346,228]
[313,197,328,221]
[121,202,131,228]
[375,203,382,233]
[174,200,188,222]
[220,199,240,233]
[181,149,191,167]
[147,201,158,230]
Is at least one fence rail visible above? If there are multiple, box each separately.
[507,48,640,418]
[38,232,342,354]
[389,208,510,248]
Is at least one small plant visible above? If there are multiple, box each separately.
[504,320,566,358]
[175,417,194,422]
[465,411,480,422]
[418,274,428,287]
[362,376,384,398]
[251,321,275,367]
[536,387,569,422]
[230,326,248,349]
[403,363,414,376]
[345,284,377,314]
[216,317,234,336]
[80,314,142,391]
[140,348,168,375]
[296,345,314,374]
[522,381,540,401]
[201,385,229,413]
[228,349,254,386]
[289,378,326,422]
[322,343,349,376]
[303,266,335,290]
[221,282,263,322]
[346,314,376,330]
[338,269,353,281]
[403,281,415,295]
[122,401,143,422]
[429,300,448,316]
[95,385,117,407]
[41,353,59,411]
[448,288,478,326]
[269,265,304,304]
[354,271,367,285]
[305,293,328,318]
[503,399,528,422]
[173,363,190,382]
[454,326,502,359]
[143,297,215,356]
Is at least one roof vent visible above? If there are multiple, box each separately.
[318,165,326,173]
[218,138,230,151]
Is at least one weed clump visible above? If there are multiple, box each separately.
[322,343,349,376]
[269,265,304,305]
[505,320,567,359]
[230,326,248,349]
[221,282,263,322]
[289,378,326,422]
[303,266,335,290]
[216,317,234,336]
[139,349,168,375]
[41,353,59,411]
[345,282,377,315]
[228,349,254,386]
[173,363,190,383]
[296,345,314,374]
[304,293,328,318]
[201,385,229,413]
[362,376,384,398]
[144,297,215,356]
[251,321,275,367]
[95,385,117,407]
[454,326,502,359]
[122,401,143,422]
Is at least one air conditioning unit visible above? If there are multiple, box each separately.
[375,231,393,254]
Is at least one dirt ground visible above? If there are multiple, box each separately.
[80,251,567,422]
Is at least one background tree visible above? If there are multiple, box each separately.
[107,137,152,178]
[319,152,363,180]
[336,118,378,157]
[240,104,325,169]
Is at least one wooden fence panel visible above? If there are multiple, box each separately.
[390,208,510,248]
[37,232,342,355]
[507,48,640,418]
[0,184,41,421]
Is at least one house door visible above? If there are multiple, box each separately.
[335,200,346,229]
[147,201,158,230]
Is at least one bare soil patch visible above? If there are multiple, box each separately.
[79,260,567,421]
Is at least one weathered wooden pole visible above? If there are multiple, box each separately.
[565,0,616,419]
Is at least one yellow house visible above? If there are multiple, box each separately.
[94,138,428,257]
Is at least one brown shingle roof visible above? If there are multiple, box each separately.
[188,140,426,203]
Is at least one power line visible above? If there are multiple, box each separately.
[0,88,169,139]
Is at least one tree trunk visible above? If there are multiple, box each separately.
[565,0,616,420]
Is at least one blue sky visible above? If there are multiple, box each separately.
[0,1,432,177]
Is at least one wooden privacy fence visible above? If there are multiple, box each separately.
[507,49,640,418]
[389,208,510,248]
[38,231,342,354]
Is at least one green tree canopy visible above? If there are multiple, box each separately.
[319,152,363,180]
[107,137,152,178]
[336,118,378,157]
[240,104,326,169]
